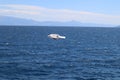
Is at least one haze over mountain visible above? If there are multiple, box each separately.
[0,16,115,27]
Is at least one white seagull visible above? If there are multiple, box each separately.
[48,34,66,40]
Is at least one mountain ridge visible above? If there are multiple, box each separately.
[0,16,115,27]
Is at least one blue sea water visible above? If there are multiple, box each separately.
[0,26,120,80]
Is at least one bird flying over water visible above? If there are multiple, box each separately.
[48,34,66,40]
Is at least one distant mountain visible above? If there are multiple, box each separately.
[116,25,120,27]
[0,16,41,25]
[0,16,114,27]
[41,21,114,27]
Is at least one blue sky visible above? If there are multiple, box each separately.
[0,0,120,25]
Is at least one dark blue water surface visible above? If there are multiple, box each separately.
[0,26,120,80]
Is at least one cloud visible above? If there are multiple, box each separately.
[0,4,120,25]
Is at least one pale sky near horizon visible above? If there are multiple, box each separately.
[0,0,120,25]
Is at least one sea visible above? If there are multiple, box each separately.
[0,26,120,80]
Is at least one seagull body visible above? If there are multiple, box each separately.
[48,34,66,40]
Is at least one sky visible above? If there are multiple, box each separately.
[0,0,120,25]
